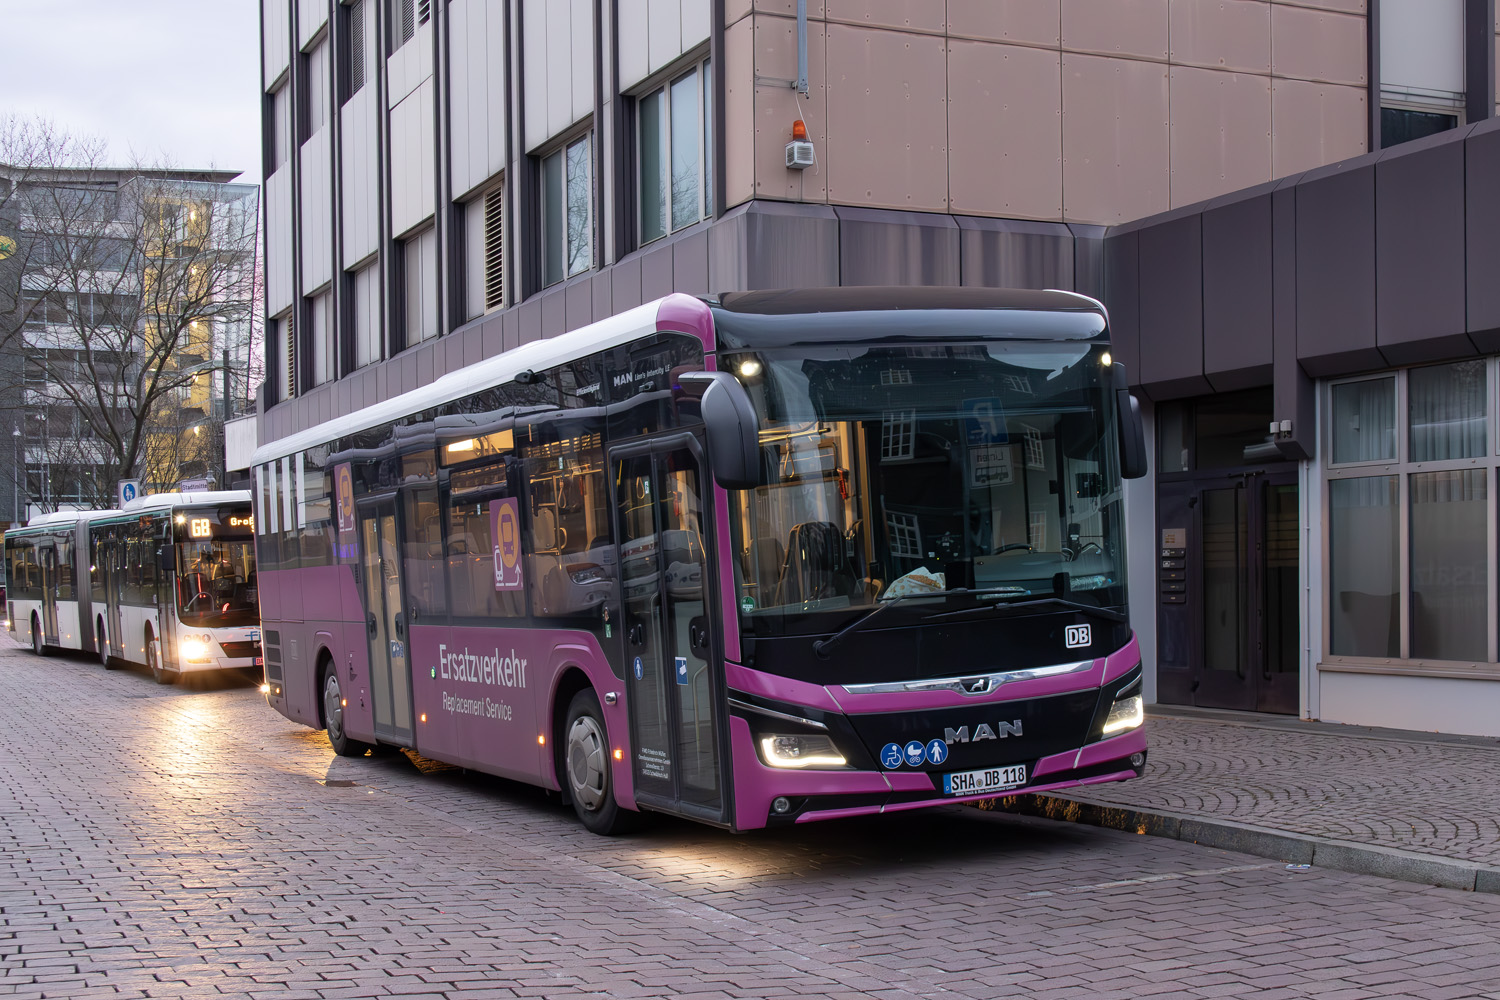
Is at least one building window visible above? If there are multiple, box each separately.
[309,290,335,385]
[342,0,370,101]
[402,227,438,346]
[391,0,430,51]
[1379,0,1463,148]
[638,59,711,245]
[351,261,380,368]
[541,134,592,287]
[301,35,330,140]
[268,83,290,173]
[1324,360,1495,666]
[463,183,504,321]
[274,312,296,400]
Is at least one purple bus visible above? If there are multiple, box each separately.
[251,288,1149,834]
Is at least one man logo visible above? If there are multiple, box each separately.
[1065,624,1092,649]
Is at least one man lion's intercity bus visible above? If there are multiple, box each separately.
[251,288,1149,834]
[6,491,262,684]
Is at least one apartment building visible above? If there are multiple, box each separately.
[257,0,1500,734]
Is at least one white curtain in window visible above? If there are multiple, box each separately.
[1331,377,1395,464]
[1409,360,1485,462]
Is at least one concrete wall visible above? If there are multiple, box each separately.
[728,0,1370,225]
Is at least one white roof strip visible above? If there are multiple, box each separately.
[251,298,669,467]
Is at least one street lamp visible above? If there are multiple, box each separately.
[11,426,19,525]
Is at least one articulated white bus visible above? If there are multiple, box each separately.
[7,491,262,684]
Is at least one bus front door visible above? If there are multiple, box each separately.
[613,439,727,826]
[358,498,414,746]
[39,543,59,644]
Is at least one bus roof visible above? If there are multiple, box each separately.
[7,509,116,534]
[713,286,1107,318]
[250,295,669,466]
[120,491,252,513]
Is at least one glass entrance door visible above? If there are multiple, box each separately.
[1158,471,1299,713]
[359,498,414,745]
[40,544,58,642]
[613,439,724,823]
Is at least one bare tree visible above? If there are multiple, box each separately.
[0,114,259,514]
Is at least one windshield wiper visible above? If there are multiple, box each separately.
[811,587,1023,659]
[922,596,1127,625]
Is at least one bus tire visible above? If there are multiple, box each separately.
[322,664,372,757]
[97,618,117,670]
[563,689,639,836]
[146,631,175,685]
[30,615,47,657]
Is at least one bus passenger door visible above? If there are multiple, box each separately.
[613,439,726,825]
[39,543,59,644]
[358,498,414,746]
[107,535,126,659]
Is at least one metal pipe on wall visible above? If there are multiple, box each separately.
[796,0,808,98]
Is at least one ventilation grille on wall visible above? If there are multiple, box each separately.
[398,0,415,45]
[484,185,504,311]
[284,312,297,400]
[349,0,367,93]
[417,0,431,26]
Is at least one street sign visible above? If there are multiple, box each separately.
[116,479,141,506]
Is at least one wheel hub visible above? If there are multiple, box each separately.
[324,675,344,741]
[566,715,608,812]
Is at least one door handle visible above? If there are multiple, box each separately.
[395,614,406,639]
[628,622,645,646]
[689,622,707,651]
[367,613,377,637]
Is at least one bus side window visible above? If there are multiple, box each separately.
[56,537,74,600]
[444,484,525,620]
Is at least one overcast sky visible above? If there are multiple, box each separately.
[0,1,263,184]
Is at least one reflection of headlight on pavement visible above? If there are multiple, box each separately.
[181,638,213,662]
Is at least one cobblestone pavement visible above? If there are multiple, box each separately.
[1059,710,1500,867]
[5,644,1500,999]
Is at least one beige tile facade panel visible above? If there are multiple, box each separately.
[1273,0,1363,11]
[1062,52,1170,224]
[825,0,947,33]
[1169,0,1271,73]
[1271,4,1366,85]
[753,16,828,202]
[948,40,1063,219]
[1169,66,1271,207]
[1271,77,1367,177]
[947,0,1061,46]
[824,24,951,211]
[1062,0,1169,61]
[725,16,757,207]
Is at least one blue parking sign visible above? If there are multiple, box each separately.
[962,398,1008,445]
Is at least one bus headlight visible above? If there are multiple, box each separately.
[759,734,847,769]
[181,638,213,662]
[1102,693,1144,735]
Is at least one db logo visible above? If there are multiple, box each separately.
[1065,624,1092,649]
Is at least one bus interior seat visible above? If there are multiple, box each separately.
[750,537,784,604]
[776,521,852,605]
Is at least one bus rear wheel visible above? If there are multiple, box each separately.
[146,633,175,685]
[322,667,371,757]
[30,615,47,657]
[563,689,638,836]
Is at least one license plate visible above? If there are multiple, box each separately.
[254,657,264,666]
[943,764,1027,796]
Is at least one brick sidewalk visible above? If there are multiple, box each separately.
[1050,707,1500,868]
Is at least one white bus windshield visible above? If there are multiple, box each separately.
[176,538,258,627]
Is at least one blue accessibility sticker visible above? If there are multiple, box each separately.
[926,738,949,765]
[880,743,904,769]
[904,741,926,767]
[675,656,689,685]
[633,656,643,680]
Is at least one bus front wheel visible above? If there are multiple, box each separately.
[563,689,638,836]
[146,633,175,685]
[30,615,47,657]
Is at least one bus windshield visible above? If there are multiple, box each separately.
[176,538,258,627]
[729,341,1125,636]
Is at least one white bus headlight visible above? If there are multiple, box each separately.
[759,734,847,769]
[1102,693,1144,735]
[181,638,213,662]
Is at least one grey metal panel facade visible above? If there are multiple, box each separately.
[1138,215,1210,399]
[835,207,960,288]
[1272,181,1313,461]
[957,217,1074,290]
[742,203,839,290]
[1375,130,1472,366]
[1467,119,1500,352]
[1102,230,1141,380]
[1295,163,1380,377]
[1201,191,1273,391]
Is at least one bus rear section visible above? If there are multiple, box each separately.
[251,289,1149,834]
[5,512,100,657]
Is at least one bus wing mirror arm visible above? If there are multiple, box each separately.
[680,371,763,491]
[1112,363,1148,480]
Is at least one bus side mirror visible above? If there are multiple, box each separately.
[158,546,174,572]
[679,371,763,490]
[1112,363,1148,480]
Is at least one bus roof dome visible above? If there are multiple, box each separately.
[712,286,1106,317]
